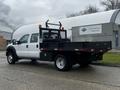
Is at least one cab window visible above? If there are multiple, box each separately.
[30,33,39,43]
[19,34,29,44]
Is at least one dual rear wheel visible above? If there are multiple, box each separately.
[54,55,72,71]
[54,55,90,71]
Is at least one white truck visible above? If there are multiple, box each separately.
[6,21,111,71]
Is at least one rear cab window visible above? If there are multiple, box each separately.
[30,33,39,43]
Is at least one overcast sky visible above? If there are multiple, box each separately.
[4,0,103,24]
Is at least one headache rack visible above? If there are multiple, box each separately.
[45,20,62,30]
[39,20,67,39]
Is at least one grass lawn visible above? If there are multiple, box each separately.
[102,52,120,65]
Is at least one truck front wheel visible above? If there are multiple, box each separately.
[7,52,17,64]
[54,55,72,71]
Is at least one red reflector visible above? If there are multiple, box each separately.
[59,49,63,51]
[79,49,85,51]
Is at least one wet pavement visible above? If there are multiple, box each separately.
[0,51,120,90]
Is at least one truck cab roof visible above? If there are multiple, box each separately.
[12,24,40,41]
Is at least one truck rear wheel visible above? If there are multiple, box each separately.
[7,52,17,64]
[54,55,72,71]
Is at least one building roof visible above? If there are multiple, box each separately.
[60,9,120,30]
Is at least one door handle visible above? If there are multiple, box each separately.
[26,45,28,48]
[36,44,39,48]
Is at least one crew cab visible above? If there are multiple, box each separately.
[6,21,111,71]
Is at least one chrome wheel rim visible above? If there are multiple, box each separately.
[56,57,65,69]
[7,55,13,63]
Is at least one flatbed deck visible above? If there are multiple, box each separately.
[40,41,111,53]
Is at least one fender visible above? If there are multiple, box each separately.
[6,46,17,58]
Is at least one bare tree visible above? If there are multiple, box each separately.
[66,5,99,18]
[101,0,120,10]
[66,12,80,18]
[81,5,99,15]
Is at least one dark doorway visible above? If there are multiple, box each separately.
[114,31,119,48]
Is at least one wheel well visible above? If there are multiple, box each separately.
[52,52,68,61]
[6,46,17,57]
[52,51,77,64]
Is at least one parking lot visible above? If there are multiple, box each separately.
[0,51,120,90]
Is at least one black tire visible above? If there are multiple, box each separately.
[54,55,72,71]
[7,52,17,64]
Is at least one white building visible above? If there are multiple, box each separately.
[60,9,120,49]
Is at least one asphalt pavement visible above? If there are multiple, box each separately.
[0,51,120,90]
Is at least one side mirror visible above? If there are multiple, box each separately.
[12,39,17,45]
[12,39,21,45]
[16,41,21,44]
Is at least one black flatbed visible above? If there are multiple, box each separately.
[40,40,111,53]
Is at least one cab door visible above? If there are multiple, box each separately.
[28,33,40,58]
[15,34,30,57]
